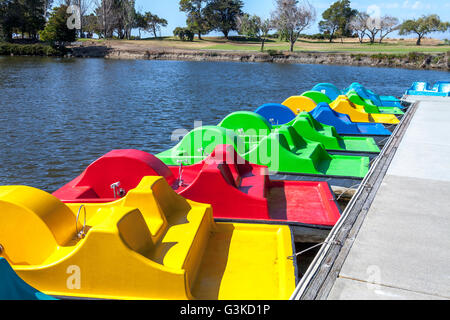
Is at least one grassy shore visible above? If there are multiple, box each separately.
[76,36,450,54]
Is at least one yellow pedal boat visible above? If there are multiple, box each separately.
[283,95,399,124]
[0,176,297,300]
[329,96,400,124]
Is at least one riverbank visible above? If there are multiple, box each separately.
[70,40,450,71]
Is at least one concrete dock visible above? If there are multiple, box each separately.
[291,95,450,300]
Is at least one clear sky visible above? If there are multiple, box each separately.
[134,0,450,39]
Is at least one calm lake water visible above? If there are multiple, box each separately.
[0,56,448,192]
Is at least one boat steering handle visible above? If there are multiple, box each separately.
[177,160,184,187]
[76,205,87,239]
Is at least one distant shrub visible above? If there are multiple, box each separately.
[173,27,194,41]
[0,42,64,56]
[228,36,261,42]
[266,49,283,56]
[407,52,423,62]
[370,53,407,61]
[299,33,330,40]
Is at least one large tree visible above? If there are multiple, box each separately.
[134,11,146,38]
[144,12,167,39]
[94,0,135,39]
[179,0,209,40]
[59,0,94,37]
[319,0,357,42]
[83,12,100,38]
[0,0,22,41]
[236,14,272,51]
[0,0,51,41]
[348,12,369,43]
[22,0,47,39]
[271,0,316,52]
[399,14,449,46]
[203,0,243,39]
[378,15,399,43]
[39,4,76,44]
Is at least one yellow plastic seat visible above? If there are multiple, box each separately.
[282,96,317,114]
[330,96,400,124]
[0,177,296,300]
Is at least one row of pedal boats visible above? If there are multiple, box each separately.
[0,82,407,300]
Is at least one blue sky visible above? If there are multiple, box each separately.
[133,0,450,39]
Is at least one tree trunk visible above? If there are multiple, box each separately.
[416,35,422,46]
[223,30,229,39]
[102,2,107,39]
[261,38,265,52]
[198,33,202,40]
[290,41,295,52]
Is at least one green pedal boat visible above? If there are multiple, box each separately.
[345,90,404,115]
[157,125,370,179]
[219,111,380,153]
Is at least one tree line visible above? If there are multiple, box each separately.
[1,0,449,50]
[320,0,450,46]
[0,0,169,42]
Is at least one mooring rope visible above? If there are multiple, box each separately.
[289,240,343,259]
[336,183,362,201]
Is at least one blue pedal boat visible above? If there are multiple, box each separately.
[255,102,392,136]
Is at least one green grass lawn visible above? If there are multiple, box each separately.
[76,36,450,54]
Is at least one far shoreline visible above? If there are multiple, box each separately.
[1,38,449,71]
[69,41,449,71]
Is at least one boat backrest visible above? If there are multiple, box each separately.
[276,125,308,150]
[411,82,431,92]
[282,96,318,114]
[434,81,450,93]
[301,91,332,104]
[255,103,296,125]
[117,209,154,257]
[311,83,341,101]
[77,150,175,199]
[0,186,77,265]
[204,145,250,188]
[219,111,273,135]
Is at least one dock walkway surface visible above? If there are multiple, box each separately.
[291,95,450,300]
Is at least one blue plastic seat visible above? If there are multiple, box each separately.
[309,103,392,136]
[406,81,450,97]
[255,103,296,125]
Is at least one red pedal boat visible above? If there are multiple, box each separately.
[53,145,341,239]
